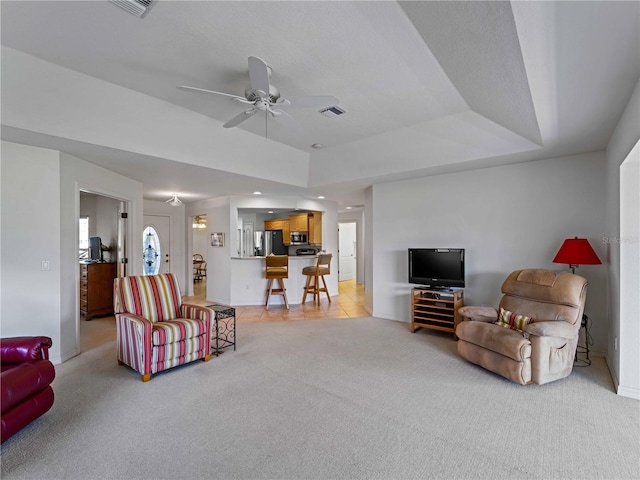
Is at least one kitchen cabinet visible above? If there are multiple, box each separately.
[283,220,290,246]
[265,219,291,245]
[264,219,284,231]
[308,212,322,245]
[289,213,308,232]
[265,212,321,245]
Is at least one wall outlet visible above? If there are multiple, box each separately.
[41,260,50,271]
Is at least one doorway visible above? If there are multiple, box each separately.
[78,191,128,354]
[192,214,208,299]
[339,222,357,281]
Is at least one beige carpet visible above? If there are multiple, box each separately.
[2,317,638,480]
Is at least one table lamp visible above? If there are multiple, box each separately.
[552,237,601,274]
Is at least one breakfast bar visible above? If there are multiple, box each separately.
[229,255,319,306]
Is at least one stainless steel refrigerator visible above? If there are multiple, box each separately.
[255,230,287,256]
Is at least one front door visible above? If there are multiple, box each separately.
[143,215,171,274]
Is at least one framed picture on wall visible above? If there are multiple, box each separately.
[211,232,224,247]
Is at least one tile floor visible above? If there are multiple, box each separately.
[182,278,369,323]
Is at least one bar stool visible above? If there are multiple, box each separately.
[193,254,204,282]
[302,253,332,305]
[265,255,289,310]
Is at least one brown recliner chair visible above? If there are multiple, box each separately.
[455,269,588,385]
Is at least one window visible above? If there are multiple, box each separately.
[143,226,161,275]
[79,216,89,259]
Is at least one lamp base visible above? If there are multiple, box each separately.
[574,313,591,367]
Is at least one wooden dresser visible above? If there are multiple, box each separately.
[80,262,117,320]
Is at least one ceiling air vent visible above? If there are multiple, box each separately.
[109,0,156,18]
[320,106,347,117]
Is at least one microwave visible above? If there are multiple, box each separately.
[290,232,308,245]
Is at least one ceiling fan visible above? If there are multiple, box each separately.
[177,56,339,131]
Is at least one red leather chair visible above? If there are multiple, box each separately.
[1,336,55,443]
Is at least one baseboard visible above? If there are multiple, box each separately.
[372,312,405,322]
[617,385,640,400]
[606,354,619,386]
[605,355,639,400]
[53,348,79,365]
[207,297,234,306]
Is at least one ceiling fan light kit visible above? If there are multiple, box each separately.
[178,56,340,136]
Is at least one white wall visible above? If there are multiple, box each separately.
[1,144,142,363]
[80,195,97,236]
[186,196,231,304]
[364,186,374,314]
[605,78,640,399]
[80,194,120,261]
[370,152,607,351]
[80,195,120,261]
[619,151,639,398]
[1,142,62,359]
[193,228,209,261]
[95,195,120,260]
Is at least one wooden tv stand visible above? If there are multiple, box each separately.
[410,288,464,338]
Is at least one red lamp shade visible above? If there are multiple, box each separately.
[553,237,601,269]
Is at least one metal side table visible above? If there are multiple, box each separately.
[206,304,236,356]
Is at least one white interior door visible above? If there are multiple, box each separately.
[244,223,254,257]
[339,222,356,281]
[143,215,171,274]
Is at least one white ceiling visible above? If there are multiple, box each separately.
[1,1,638,209]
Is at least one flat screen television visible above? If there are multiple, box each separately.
[408,248,465,290]
[89,236,103,262]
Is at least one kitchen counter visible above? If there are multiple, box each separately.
[229,255,327,306]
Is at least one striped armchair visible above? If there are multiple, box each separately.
[113,273,214,382]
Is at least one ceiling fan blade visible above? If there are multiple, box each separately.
[177,85,249,102]
[223,109,258,128]
[275,95,339,109]
[248,56,271,99]
[269,109,301,131]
